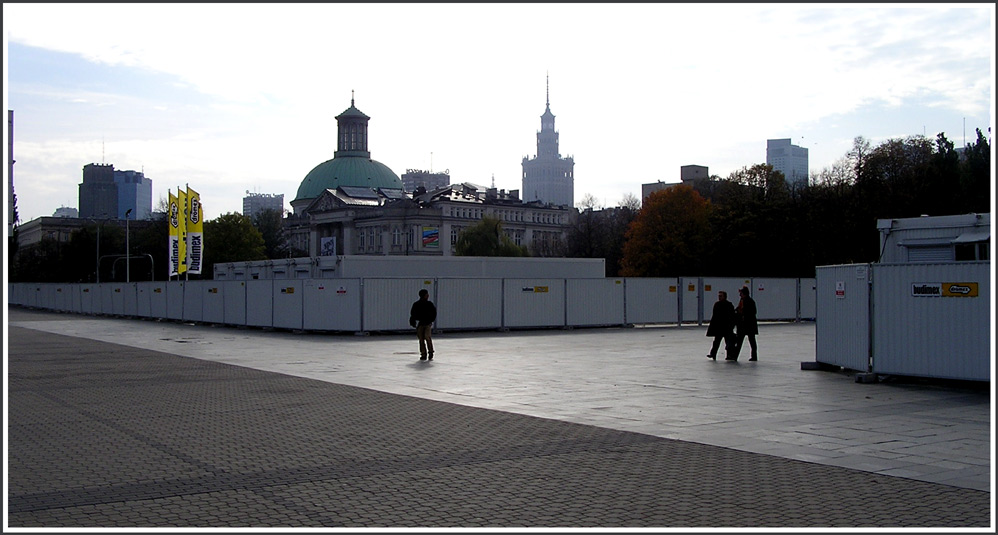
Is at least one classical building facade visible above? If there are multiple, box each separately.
[287,97,574,258]
[521,78,574,207]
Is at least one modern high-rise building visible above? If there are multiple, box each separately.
[681,165,709,183]
[522,77,574,207]
[115,169,152,220]
[766,138,809,186]
[243,192,285,219]
[401,169,450,193]
[78,164,152,220]
[79,163,117,219]
[53,206,79,218]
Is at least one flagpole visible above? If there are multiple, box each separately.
[185,183,190,281]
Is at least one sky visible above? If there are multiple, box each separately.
[3,3,995,223]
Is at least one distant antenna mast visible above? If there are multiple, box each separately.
[546,71,550,108]
[430,152,433,173]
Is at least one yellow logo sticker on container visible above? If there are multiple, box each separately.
[942,282,978,297]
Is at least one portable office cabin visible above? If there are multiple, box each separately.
[816,213,991,381]
[877,213,990,263]
[215,255,606,280]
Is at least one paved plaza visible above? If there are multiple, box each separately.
[6,306,994,528]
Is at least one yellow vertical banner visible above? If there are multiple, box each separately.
[186,186,203,274]
[168,190,181,277]
[177,187,188,275]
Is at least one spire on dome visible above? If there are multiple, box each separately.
[351,89,355,107]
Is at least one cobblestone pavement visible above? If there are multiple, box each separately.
[6,308,993,529]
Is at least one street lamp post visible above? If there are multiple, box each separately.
[89,217,102,283]
[125,209,132,283]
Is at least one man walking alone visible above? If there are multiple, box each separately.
[409,288,437,361]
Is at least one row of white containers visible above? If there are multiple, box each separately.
[9,276,816,332]
[816,261,990,382]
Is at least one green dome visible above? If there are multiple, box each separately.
[295,157,403,202]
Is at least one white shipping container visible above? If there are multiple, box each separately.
[273,280,304,330]
[750,278,798,321]
[815,264,871,371]
[149,282,168,318]
[302,278,361,332]
[102,284,121,315]
[79,284,96,314]
[436,278,503,330]
[799,278,817,320]
[702,278,751,323]
[203,282,225,324]
[246,279,274,327]
[223,281,248,326]
[624,278,679,325]
[166,282,185,320]
[363,278,435,332]
[122,283,138,317]
[136,282,154,317]
[871,262,990,381]
[567,278,625,327]
[182,280,206,322]
[679,277,701,324]
[503,279,565,328]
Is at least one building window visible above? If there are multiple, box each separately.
[393,226,402,247]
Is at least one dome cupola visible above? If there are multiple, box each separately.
[292,94,403,213]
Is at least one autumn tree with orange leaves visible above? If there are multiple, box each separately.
[619,185,712,277]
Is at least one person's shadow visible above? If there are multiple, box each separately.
[400,353,434,369]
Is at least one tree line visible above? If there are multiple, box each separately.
[8,129,990,281]
[8,209,298,283]
[570,130,991,277]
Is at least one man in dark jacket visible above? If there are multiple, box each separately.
[731,286,759,361]
[409,288,437,361]
[706,290,735,360]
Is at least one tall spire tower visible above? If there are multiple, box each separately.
[522,75,575,207]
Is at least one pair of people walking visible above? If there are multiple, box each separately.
[706,286,758,361]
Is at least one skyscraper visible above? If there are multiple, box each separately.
[766,138,809,186]
[522,77,574,207]
[79,163,117,219]
[115,169,152,220]
[79,164,152,220]
[401,169,450,193]
[243,192,285,219]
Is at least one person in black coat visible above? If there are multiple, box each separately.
[730,286,759,361]
[706,290,735,360]
[409,288,437,361]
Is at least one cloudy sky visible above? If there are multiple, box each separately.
[3,3,994,222]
